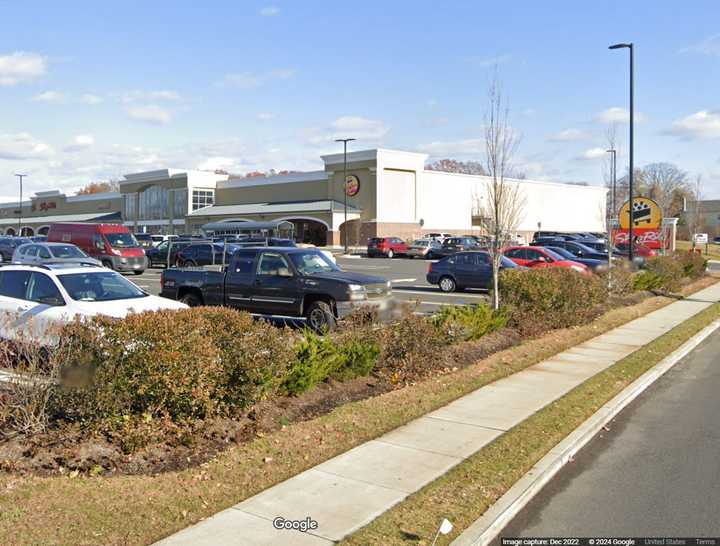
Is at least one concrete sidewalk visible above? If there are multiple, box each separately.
[157,284,720,546]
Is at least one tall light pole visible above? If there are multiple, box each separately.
[609,42,634,263]
[335,138,355,254]
[15,173,28,236]
[606,148,617,217]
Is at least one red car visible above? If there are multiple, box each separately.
[615,242,657,257]
[367,237,408,258]
[503,246,590,274]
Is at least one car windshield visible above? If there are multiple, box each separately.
[57,271,147,302]
[289,251,340,275]
[412,240,428,246]
[105,232,139,248]
[546,246,575,260]
[49,245,87,259]
[500,255,518,268]
[542,248,566,261]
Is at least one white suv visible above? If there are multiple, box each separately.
[0,262,187,344]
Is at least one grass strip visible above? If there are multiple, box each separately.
[0,277,716,546]
[342,301,720,545]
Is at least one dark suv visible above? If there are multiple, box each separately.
[0,237,33,262]
[434,237,482,258]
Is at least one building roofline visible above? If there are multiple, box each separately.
[219,170,328,189]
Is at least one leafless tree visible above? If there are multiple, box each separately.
[686,174,703,250]
[426,158,486,175]
[477,73,525,310]
[641,163,689,218]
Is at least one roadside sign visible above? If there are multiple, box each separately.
[693,233,708,244]
[618,197,662,230]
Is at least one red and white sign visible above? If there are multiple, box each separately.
[612,228,664,249]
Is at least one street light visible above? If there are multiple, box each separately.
[609,42,634,263]
[335,138,356,254]
[15,173,28,236]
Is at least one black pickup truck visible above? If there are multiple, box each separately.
[160,247,392,331]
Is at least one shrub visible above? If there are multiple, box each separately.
[499,268,607,336]
[597,264,636,297]
[431,304,508,342]
[638,255,684,293]
[282,331,344,396]
[676,251,707,279]
[375,311,449,384]
[330,338,380,382]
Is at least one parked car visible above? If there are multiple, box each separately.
[145,239,194,268]
[535,239,610,261]
[234,237,297,248]
[175,242,241,267]
[0,237,33,262]
[133,233,154,249]
[615,242,657,258]
[713,236,720,245]
[160,247,391,332]
[12,242,102,266]
[151,234,179,247]
[426,232,453,242]
[407,239,442,259]
[30,235,48,242]
[367,237,408,258]
[47,223,147,274]
[542,246,607,272]
[433,237,482,258]
[503,246,590,274]
[0,262,186,345]
[575,239,611,253]
[426,250,520,292]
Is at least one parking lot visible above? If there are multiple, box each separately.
[131,254,487,315]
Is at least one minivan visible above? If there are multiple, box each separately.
[47,223,147,274]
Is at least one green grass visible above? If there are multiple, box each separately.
[342,302,720,545]
[676,239,720,260]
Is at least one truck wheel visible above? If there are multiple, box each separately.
[101,260,114,270]
[133,270,144,275]
[439,276,457,293]
[305,301,336,333]
[387,249,394,259]
[180,292,202,307]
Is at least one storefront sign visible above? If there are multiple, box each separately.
[31,201,57,212]
[618,197,662,229]
[345,175,360,197]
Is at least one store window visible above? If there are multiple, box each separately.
[192,189,215,211]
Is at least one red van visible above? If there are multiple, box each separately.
[47,223,147,274]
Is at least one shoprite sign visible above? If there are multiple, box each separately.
[614,197,664,249]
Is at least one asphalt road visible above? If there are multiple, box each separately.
[128,255,488,315]
[497,330,720,539]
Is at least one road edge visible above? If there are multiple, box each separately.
[451,317,720,546]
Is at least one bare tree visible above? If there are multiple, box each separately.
[686,174,703,250]
[426,158,486,175]
[477,73,525,310]
[641,163,689,218]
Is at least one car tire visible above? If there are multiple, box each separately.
[305,301,336,333]
[133,270,143,275]
[439,276,457,293]
[387,249,394,259]
[101,260,114,270]
[180,292,202,307]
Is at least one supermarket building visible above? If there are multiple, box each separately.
[1,148,607,246]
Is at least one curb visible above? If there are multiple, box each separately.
[451,317,720,546]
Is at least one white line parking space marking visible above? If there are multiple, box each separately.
[390,278,416,283]
[341,264,392,270]
[393,289,487,299]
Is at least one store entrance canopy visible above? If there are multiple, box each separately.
[201,220,295,238]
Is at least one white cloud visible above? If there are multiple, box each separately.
[80,93,103,105]
[63,134,95,152]
[259,5,280,16]
[471,54,512,67]
[126,105,173,125]
[221,68,296,88]
[594,107,647,124]
[680,34,720,57]
[548,128,591,142]
[0,52,47,86]
[666,110,720,140]
[417,139,485,155]
[197,157,238,171]
[257,112,275,121]
[32,90,63,103]
[330,116,389,141]
[0,133,54,160]
[576,147,607,161]
[120,90,182,103]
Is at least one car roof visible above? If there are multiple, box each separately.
[0,262,106,274]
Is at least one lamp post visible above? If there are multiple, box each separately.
[15,173,28,236]
[335,138,355,254]
[609,42,634,263]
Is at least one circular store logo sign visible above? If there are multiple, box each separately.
[345,175,360,197]
[618,197,662,229]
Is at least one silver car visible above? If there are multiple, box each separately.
[407,239,442,259]
[12,242,102,266]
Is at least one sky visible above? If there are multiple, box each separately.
[1,0,719,201]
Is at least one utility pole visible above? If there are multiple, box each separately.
[15,173,28,235]
[606,148,617,217]
[335,138,355,254]
[609,42,635,263]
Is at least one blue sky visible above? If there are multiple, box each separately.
[1,0,719,200]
